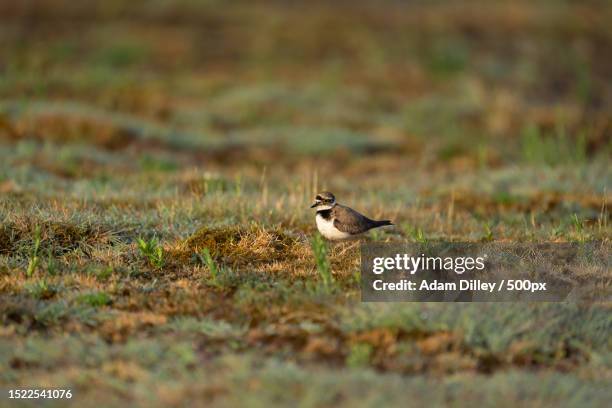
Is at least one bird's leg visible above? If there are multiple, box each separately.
[336,240,360,257]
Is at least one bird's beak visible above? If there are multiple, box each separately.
[310,202,318,208]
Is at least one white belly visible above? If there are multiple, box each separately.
[316,214,352,240]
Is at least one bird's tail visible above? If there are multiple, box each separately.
[373,220,393,227]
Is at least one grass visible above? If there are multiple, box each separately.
[25,225,41,278]
[25,279,56,300]
[311,233,334,292]
[137,236,164,269]
[198,247,221,283]
[76,292,112,308]
[521,124,588,166]
[404,225,427,243]
[0,1,611,407]
[346,343,374,368]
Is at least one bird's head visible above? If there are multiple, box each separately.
[310,191,336,210]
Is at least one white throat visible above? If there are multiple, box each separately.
[315,203,334,211]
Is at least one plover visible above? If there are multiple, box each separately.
[310,191,393,240]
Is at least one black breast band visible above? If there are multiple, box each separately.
[317,209,332,220]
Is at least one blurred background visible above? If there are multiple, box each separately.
[1,0,610,170]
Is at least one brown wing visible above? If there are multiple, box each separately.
[332,204,376,234]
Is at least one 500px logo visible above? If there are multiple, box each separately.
[372,253,487,275]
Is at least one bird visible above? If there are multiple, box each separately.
[310,191,393,241]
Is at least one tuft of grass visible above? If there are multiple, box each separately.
[405,225,427,243]
[369,229,384,241]
[311,233,333,292]
[45,248,59,276]
[76,291,112,307]
[346,343,373,368]
[34,301,69,326]
[198,247,220,283]
[521,124,587,166]
[137,236,164,269]
[482,222,494,242]
[26,225,42,278]
[89,265,114,282]
[571,213,586,243]
[25,279,57,299]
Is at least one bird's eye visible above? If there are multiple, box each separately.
[316,195,322,200]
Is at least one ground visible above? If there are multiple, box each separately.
[0,1,611,407]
